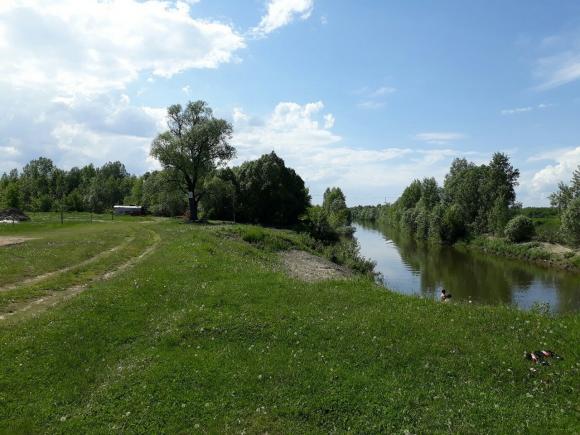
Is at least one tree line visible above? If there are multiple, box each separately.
[350,154,580,247]
[0,100,354,238]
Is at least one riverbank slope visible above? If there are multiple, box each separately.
[1,221,578,433]
[462,236,580,273]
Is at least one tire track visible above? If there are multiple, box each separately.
[0,236,135,293]
[0,229,161,323]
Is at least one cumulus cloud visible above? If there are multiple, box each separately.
[0,0,246,174]
[414,132,466,145]
[0,0,245,97]
[232,101,476,205]
[516,146,580,206]
[251,0,314,37]
[0,89,167,173]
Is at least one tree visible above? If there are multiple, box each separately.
[561,197,580,246]
[323,187,350,228]
[482,153,520,234]
[150,101,235,221]
[571,165,580,198]
[235,152,310,226]
[142,170,187,216]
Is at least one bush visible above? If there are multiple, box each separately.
[241,226,266,244]
[304,206,339,243]
[504,215,535,243]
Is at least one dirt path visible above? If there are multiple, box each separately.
[0,236,36,247]
[0,231,161,323]
[280,249,350,282]
[0,236,135,292]
[539,242,575,255]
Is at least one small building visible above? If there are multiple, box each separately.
[113,205,144,216]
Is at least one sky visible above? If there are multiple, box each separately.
[1,0,580,206]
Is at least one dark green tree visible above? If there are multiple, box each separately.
[235,152,310,226]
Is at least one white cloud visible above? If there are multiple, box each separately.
[251,0,314,37]
[0,89,167,174]
[0,0,247,175]
[0,0,245,97]
[535,50,580,90]
[182,85,191,95]
[501,103,552,115]
[357,100,386,110]
[370,86,396,98]
[232,101,477,205]
[323,113,335,129]
[517,146,580,206]
[501,106,533,115]
[530,147,580,190]
[414,132,466,145]
[356,85,396,110]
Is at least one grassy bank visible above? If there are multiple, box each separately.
[0,220,579,433]
[464,236,580,273]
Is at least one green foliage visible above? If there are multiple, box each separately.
[150,101,235,221]
[548,166,580,247]
[322,187,351,228]
[304,206,339,242]
[200,174,236,221]
[142,171,187,217]
[442,203,465,243]
[322,238,376,275]
[561,197,580,247]
[349,203,390,222]
[2,182,21,208]
[235,152,310,226]
[469,237,552,263]
[355,153,520,245]
[504,215,535,243]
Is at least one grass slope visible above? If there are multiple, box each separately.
[0,221,578,433]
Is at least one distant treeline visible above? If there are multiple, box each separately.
[350,154,580,247]
[0,153,308,225]
[0,152,353,234]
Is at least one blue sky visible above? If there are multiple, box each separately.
[1,0,580,206]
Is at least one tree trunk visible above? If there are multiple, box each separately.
[188,192,198,222]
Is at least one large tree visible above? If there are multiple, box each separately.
[150,101,235,221]
[235,152,310,226]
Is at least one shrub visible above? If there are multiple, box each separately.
[504,215,535,243]
[304,206,339,243]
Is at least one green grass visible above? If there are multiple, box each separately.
[0,224,136,287]
[466,236,580,273]
[0,221,578,433]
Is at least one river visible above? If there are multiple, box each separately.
[353,222,579,313]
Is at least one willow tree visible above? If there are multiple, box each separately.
[150,101,235,221]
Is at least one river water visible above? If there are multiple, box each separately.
[353,222,579,313]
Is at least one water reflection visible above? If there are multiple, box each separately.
[354,222,580,313]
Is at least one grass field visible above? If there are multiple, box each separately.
[0,217,579,433]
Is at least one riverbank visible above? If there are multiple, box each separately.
[462,236,580,273]
[1,220,579,432]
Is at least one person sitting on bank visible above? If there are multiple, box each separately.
[440,288,452,302]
